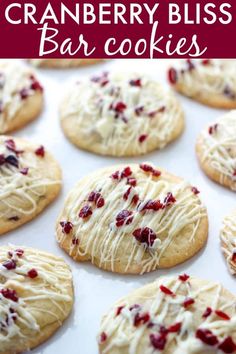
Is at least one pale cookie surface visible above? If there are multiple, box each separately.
[0,136,62,235]
[0,60,43,133]
[220,209,236,275]
[29,59,103,68]
[98,275,236,354]
[196,110,236,191]
[0,245,73,353]
[168,59,236,109]
[60,71,184,156]
[56,163,208,274]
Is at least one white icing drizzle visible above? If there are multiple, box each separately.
[173,59,236,98]
[198,110,236,190]
[99,275,236,354]
[57,164,206,273]
[220,209,236,274]
[0,137,61,222]
[0,245,73,351]
[0,60,40,130]
[60,71,183,155]
[29,59,97,67]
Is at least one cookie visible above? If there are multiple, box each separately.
[56,163,208,274]
[0,136,62,235]
[0,245,73,353]
[0,60,43,133]
[220,209,236,275]
[28,59,103,68]
[168,59,236,109]
[98,274,236,354]
[60,71,184,157]
[196,110,236,191]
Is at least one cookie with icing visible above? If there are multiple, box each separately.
[0,136,62,235]
[0,60,43,133]
[28,59,103,68]
[60,71,184,156]
[196,110,236,191]
[168,59,236,109]
[98,274,236,354]
[56,163,208,274]
[220,209,236,275]
[0,245,73,353]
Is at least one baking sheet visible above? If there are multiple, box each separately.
[0,59,235,354]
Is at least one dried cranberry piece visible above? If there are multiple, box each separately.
[168,322,182,333]
[168,67,178,84]
[135,106,144,116]
[215,310,230,321]
[121,167,132,178]
[202,307,212,318]
[129,304,140,311]
[127,177,137,187]
[116,210,133,227]
[183,297,195,308]
[91,72,109,87]
[88,191,105,208]
[79,205,93,219]
[129,79,142,87]
[60,221,73,234]
[28,268,38,279]
[72,238,79,245]
[202,59,211,65]
[2,260,16,270]
[30,75,43,92]
[20,167,29,175]
[140,164,161,177]
[232,252,236,263]
[224,86,235,100]
[116,306,125,316]
[1,288,18,302]
[35,145,45,157]
[8,216,19,222]
[100,332,107,343]
[160,285,175,296]
[196,329,219,346]
[112,101,127,113]
[179,274,189,282]
[5,155,19,168]
[0,154,5,165]
[186,59,195,71]
[134,312,150,327]
[5,139,23,154]
[141,200,163,211]
[209,124,218,135]
[15,249,24,257]
[139,134,148,143]
[148,106,166,118]
[132,227,156,247]
[150,333,167,350]
[123,186,132,201]
[19,88,30,100]
[192,187,200,195]
[218,337,236,353]
[163,192,176,207]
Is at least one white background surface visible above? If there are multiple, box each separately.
[0,59,235,354]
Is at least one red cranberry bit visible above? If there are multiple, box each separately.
[168,67,178,85]
[121,167,132,178]
[202,59,211,66]
[35,145,45,157]
[208,124,218,135]
[215,310,230,321]
[135,106,144,116]
[202,307,212,318]
[150,333,167,350]
[8,216,20,222]
[5,155,19,168]
[20,167,29,175]
[15,249,24,257]
[88,191,105,208]
[148,106,166,118]
[116,210,133,227]
[30,75,43,92]
[1,288,18,302]
[129,304,140,311]
[139,134,148,143]
[91,72,109,87]
[28,268,38,279]
[116,305,124,316]
[232,251,236,263]
[186,59,195,71]
[183,297,195,308]
[19,88,30,100]
[112,101,127,113]
[60,221,73,234]
[168,322,182,333]
[129,79,142,87]
[0,154,5,165]
[160,285,175,296]
[196,329,219,346]
[127,177,137,187]
[141,200,163,211]
[100,332,107,343]
[224,86,235,100]
[139,163,161,177]
[2,260,17,270]
[218,337,236,353]
[134,312,150,327]
[133,227,157,247]
[123,186,132,201]
[79,205,93,219]
[163,192,176,207]
[5,139,16,152]
[192,186,200,195]
[72,238,79,245]
[179,274,189,282]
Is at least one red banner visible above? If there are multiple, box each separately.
[0,0,235,58]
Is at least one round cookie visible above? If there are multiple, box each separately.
[60,71,185,157]
[0,245,73,353]
[56,163,208,274]
[28,59,103,68]
[168,59,236,109]
[0,60,43,133]
[98,274,236,354]
[196,110,236,191]
[0,136,62,235]
[220,209,236,275]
